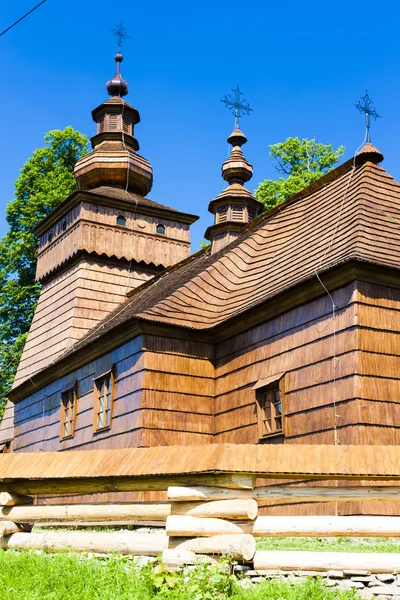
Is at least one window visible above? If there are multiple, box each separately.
[248,207,257,221]
[60,387,76,440]
[62,219,67,232]
[156,224,166,235]
[98,115,105,133]
[108,114,119,130]
[117,215,127,226]
[254,373,285,440]
[217,206,228,223]
[123,117,132,135]
[94,369,115,431]
[232,206,244,221]
[48,231,53,243]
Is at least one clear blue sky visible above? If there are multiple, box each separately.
[1,0,399,249]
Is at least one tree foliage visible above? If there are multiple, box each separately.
[255,137,345,211]
[0,127,89,417]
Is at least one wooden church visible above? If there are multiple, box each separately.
[2,48,400,513]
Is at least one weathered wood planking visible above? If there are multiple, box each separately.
[2,445,400,496]
[13,333,214,453]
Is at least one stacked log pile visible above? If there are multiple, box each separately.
[4,485,400,571]
[0,487,258,562]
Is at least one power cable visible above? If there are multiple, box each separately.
[0,1,47,38]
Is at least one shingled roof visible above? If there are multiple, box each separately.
[65,148,400,338]
[12,147,400,391]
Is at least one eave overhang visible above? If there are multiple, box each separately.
[33,190,199,236]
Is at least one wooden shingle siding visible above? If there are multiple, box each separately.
[13,259,156,389]
[214,283,358,444]
[36,201,191,281]
[13,334,214,453]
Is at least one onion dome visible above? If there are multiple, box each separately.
[205,127,263,254]
[355,141,384,165]
[74,51,153,196]
[106,52,129,97]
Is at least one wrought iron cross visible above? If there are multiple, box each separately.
[111,22,131,49]
[221,85,253,129]
[355,91,380,143]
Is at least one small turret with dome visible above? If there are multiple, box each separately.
[205,86,263,254]
[74,29,152,196]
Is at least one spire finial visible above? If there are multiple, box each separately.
[106,23,130,97]
[110,22,131,50]
[221,85,253,129]
[356,91,380,143]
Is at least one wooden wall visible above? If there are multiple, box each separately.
[13,334,214,454]
[13,257,156,389]
[36,201,191,281]
[214,282,359,445]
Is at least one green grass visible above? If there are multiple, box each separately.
[256,536,400,553]
[0,550,358,600]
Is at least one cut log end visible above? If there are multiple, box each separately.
[169,534,256,561]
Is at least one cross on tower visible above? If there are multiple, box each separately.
[221,85,253,129]
[355,91,380,143]
[110,22,131,49]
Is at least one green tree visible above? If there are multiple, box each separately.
[0,127,89,417]
[255,137,345,211]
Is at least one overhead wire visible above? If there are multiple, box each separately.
[0,0,47,37]
[313,129,369,453]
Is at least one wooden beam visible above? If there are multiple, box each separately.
[254,550,400,573]
[0,474,255,496]
[0,531,168,556]
[168,485,400,503]
[0,521,21,536]
[252,516,400,537]
[0,492,33,507]
[171,499,258,520]
[169,534,256,561]
[0,499,257,524]
[166,515,251,537]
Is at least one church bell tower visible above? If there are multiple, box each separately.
[12,36,198,389]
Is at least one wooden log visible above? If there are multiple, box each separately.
[0,531,168,556]
[168,485,400,503]
[169,534,256,561]
[0,492,33,507]
[0,503,172,523]
[166,515,251,537]
[0,499,257,524]
[172,499,258,520]
[254,550,400,573]
[0,474,255,496]
[0,521,21,536]
[252,516,400,537]
[161,549,218,567]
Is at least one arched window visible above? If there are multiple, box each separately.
[117,215,127,227]
[62,219,67,232]
[48,231,53,243]
[156,224,166,235]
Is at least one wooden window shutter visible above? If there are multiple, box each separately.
[123,117,131,134]
[232,206,244,222]
[108,114,120,131]
[218,206,229,223]
[98,115,105,133]
[248,207,256,221]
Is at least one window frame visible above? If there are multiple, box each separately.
[60,385,77,441]
[93,367,115,433]
[254,373,285,441]
[116,214,127,227]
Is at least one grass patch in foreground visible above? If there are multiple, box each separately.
[256,536,400,553]
[0,550,358,600]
